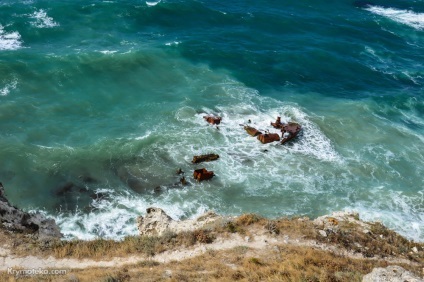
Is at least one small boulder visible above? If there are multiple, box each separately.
[192,154,219,164]
[193,168,214,182]
[137,207,173,236]
[203,115,222,125]
[244,126,262,137]
[257,133,280,144]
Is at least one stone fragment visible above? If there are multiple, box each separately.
[257,133,280,144]
[192,154,219,164]
[318,230,327,237]
[193,168,214,182]
[203,115,222,125]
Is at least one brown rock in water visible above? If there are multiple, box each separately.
[193,168,214,182]
[192,154,219,164]
[271,116,283,129]
[244,125,262,137]
[281,122,302,144]
[257,133,280,144]
[0,182,62,241]
[203,115,222,125]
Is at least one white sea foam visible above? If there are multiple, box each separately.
[52,189,210,240]
[30,9,59,28]
[31,77,422,241]
[146,0,161,7]
[165,41,181,46]
[99,50,118,54]
[365,6,424,30]
[347,189,424,242]
[0,79,18,96]
[0,25,22,50]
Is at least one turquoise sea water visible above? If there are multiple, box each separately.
[0,0,423,240]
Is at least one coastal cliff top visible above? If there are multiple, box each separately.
[1,205,423,281]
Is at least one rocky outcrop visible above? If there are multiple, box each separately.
[137,207,220,236]
[362,265,423,282]
[313,211,371,233]
[0,182,62,241]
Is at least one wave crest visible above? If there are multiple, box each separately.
[30,9,59,28]
[366,6,424,30]
[0,25,22,50]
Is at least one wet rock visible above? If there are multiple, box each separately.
[137,207,220,236]
[0,182,62,241]
[271,116,283,129]
[192,154,219,164]
[257,133,280,144]
[362,265,422,282]
[244,125,262,137]
[281,122,302,144]
[176,168,184,175]
[203,115,222,125]
[193,168,214,182]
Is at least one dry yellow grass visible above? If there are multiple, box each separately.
[1,213,423,281]
[1,244,419,282]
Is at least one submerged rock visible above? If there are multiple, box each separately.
[0,182,62,241]
[137,207,220,236]
[192,154,219,164]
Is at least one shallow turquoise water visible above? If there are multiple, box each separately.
[0,0,423,240]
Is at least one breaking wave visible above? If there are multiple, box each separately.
[0,25,22,50]
[30,9,59,28]
[0,79,18,96]
[365,6,424,30]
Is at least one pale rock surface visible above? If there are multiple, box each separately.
[362,265,423,282]
[313,211,371,233]
[137,207,220,236]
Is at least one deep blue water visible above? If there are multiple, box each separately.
[0,0,423,240]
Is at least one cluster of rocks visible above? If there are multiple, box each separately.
[177,115,224,183]
[244,116,302,145]
[0,182,62,241]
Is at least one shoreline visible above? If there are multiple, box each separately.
[1,185,423,281]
